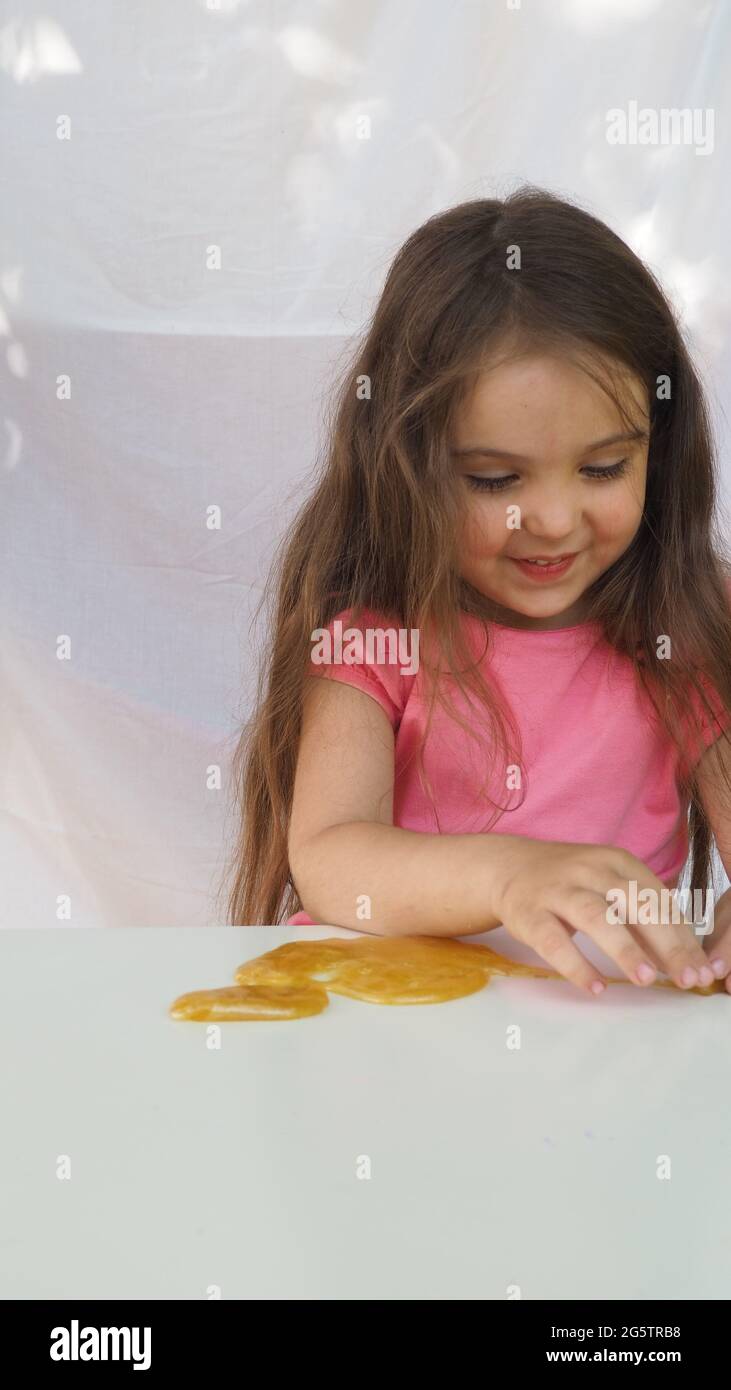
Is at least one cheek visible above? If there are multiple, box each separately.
[461,502,508,558]
[590,487,644,544]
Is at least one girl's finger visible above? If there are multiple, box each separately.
[603,877,716,989]
[702,920,731,980]
[559,888,661,986]
[518,912,607,996]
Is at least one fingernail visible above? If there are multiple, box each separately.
[698,966,715,988]
[590,980,605,996]
[681,967,698,987]
[710,957,727,978]
[636,963,656,984]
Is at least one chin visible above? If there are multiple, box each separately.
[505,590,579,614]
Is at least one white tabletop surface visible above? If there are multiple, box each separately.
[1,924,730,1300]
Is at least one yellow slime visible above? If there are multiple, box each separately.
[169,934,726,1021]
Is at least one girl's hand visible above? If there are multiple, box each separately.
[702,886,731,993]
[491,838,717,996]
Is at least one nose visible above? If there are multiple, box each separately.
[521,490,582,542]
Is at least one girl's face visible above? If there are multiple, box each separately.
[451,353,650,630]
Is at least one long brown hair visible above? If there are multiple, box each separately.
[220,185,731,925]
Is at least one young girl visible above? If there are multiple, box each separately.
[225,186,731,999]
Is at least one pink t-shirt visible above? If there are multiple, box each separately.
[287,603,730,925]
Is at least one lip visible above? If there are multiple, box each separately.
[509,553,578,581]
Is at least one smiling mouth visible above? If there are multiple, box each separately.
[513,553,577,565]
[508,552,580,579]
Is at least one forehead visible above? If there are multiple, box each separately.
[452,352,649,448]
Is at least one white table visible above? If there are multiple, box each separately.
[1,925,729,1299]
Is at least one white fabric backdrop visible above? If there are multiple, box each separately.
[2,0,730,927]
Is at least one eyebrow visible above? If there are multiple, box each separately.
[450,428,649,463]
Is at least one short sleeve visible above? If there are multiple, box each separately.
[307,607,414,730]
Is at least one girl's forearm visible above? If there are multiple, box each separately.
[289,821,519,936]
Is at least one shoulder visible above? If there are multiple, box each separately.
[307,606,419,728]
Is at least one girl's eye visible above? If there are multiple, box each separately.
[465,474,517,492]
[582,458,630,481]
[465,458,630,492]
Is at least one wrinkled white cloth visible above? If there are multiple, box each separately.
[2,0,729,925]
